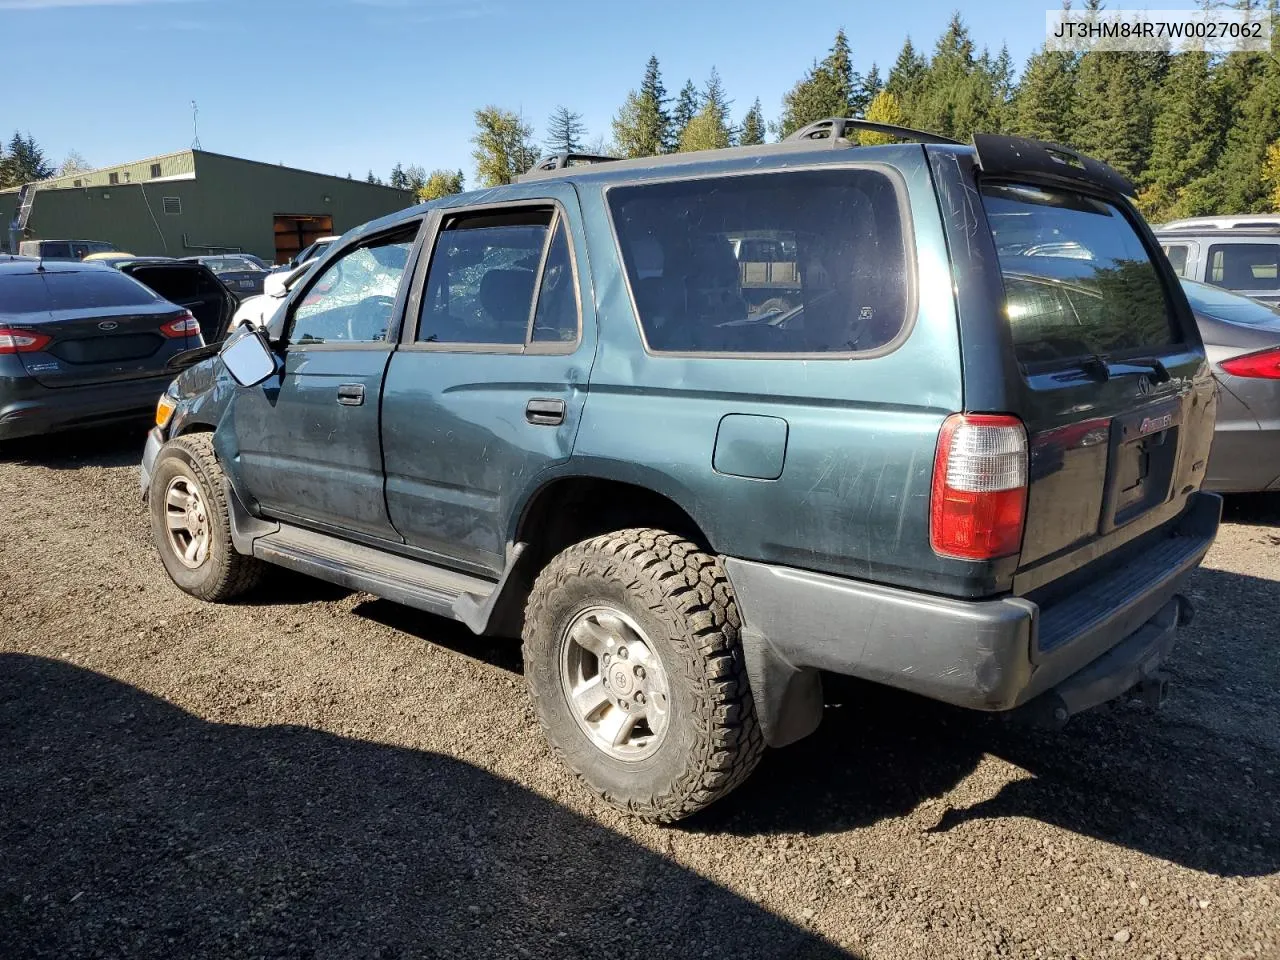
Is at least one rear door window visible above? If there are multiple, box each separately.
[609,169,911,355]
[1161,243,1189,277]
[1207,243,1280,291]
[981,182,1182,365]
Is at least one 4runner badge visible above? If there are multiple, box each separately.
[1138,413,1173,436]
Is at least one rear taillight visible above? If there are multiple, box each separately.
[0,327,52,354]
[930,414,1028,560]
[159,311,201,339]
[1220,347,1280,379]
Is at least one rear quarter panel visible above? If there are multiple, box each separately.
[566,151,974,593]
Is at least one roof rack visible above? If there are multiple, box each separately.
[517,153,621,182]
[783,117,962,146]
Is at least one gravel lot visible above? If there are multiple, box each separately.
[2,427,1278,959]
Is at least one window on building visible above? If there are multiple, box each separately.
[162,197,182,216]
[72,179,82,188]
[150,163,162,178]
[123,171,131,182]
[108,172,119,185]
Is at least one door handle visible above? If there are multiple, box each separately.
[525,398,565,426]
[337,383,365,406]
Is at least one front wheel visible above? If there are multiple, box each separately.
[149,433,264,602]
[522,528,764,821]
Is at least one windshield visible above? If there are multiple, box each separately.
[982,182,1182,365]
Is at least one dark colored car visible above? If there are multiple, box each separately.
[107,257,239,345]
[0,259,203,441]
[181,255,267,298]
[1180,278,1280,492]
[141,122,1220,822]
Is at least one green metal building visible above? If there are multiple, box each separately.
[1,149,414,263]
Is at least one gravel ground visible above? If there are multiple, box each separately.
[2,427,1278,960]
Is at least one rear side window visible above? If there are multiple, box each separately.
[0,269,160,313]
[417,208,580,349]
[982,183,1181,364]
[128,266,223,301]
[1162,243,1189,277]
[1207,243,1279,290]
[609,169,911,355]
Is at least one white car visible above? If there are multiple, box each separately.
[230,261,317,332]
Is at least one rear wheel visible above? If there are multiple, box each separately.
[149,433,263,602]
[523,528,764,821]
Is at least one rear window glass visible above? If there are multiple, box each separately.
[1207,243,1279,291]
[128,265,223,301]
[609,169,910,354]
[982,183,1180,364]
[0,268,160,313]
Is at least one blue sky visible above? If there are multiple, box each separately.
[3,0,1204,184]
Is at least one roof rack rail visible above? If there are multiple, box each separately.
[517,153,621,182]
[784,117,962,146]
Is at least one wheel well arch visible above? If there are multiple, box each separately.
[514,475,712,569]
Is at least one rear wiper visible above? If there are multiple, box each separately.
[1111,355,1171,383]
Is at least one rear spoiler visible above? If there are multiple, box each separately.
[971,133,1136,199]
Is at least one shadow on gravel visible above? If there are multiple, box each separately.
[694,566,1280,879]
[1221,492,1280,528]
[0,423,148,470]
[0,653,850,960]
[352,598,525,674]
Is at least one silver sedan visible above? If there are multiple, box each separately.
[1181,278,1280,493]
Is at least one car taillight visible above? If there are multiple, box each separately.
[930,413,1028,560]
[0,327,52,354]
[159,311,201,339]
[1220,347,1280,379]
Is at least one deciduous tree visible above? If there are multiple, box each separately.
[471,106,539,186]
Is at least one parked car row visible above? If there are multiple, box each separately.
[0,254,238,440]
[137,124,1232,823]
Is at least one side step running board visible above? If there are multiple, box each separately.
[252,523,497,621]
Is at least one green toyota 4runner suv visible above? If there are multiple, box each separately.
[141,120,1221,821]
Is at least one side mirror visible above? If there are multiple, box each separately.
[220,324,278,387]
[264,272,290,298]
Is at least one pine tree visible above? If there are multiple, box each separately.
[777,28,863,137]
[1141,51,1224,219]
[1012,45,1076,143]
[912,14,1001,139]
[670,79,701,147]
[0,131,54,187]
[544,106,586,155]
[1073,53,1150,182]
[612,55,671,158]
[471,106,539,186]
[1214,55,1280,212]
[861,63,883,104]
[388,163,409,190]
[885,37,926,106]
[679,67,733,152]
[739,98,766,146]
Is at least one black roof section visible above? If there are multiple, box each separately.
[783,117,962,146]
[518,153,621,182]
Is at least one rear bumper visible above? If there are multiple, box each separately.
[725,491,1221,746]
[0,374,168,442]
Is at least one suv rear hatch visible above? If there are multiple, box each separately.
[932,141,1216,593]
[2,267,199,387]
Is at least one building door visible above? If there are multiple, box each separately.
[272,214,334,265]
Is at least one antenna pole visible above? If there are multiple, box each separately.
[191,100,202,151]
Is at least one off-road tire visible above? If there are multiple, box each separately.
[523,528,764,821]
[149,433,264,602]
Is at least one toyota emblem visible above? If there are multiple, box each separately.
[1136,376,1153,396]
[97,320,119,331]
